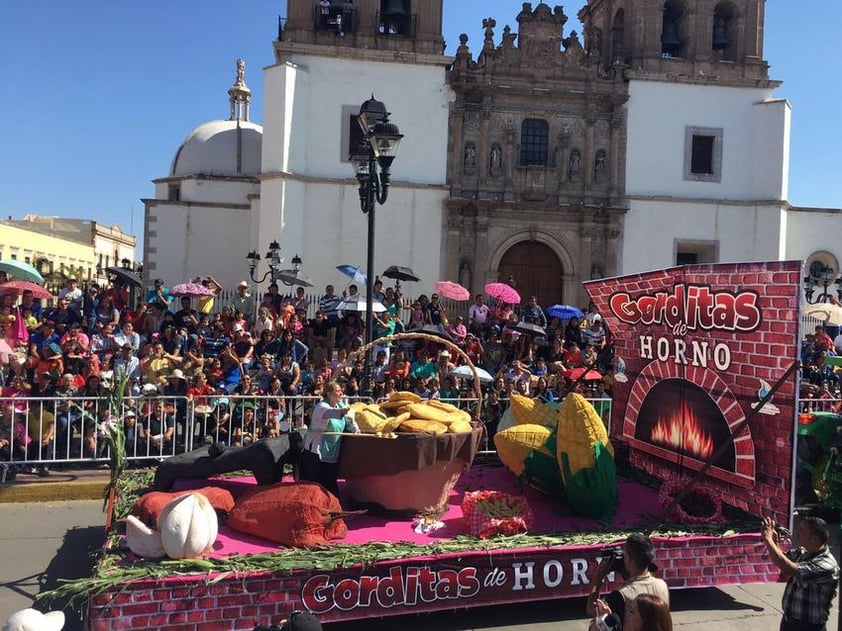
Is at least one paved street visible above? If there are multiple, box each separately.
[0,500,838,630]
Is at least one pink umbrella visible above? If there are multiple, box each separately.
[563,367,603,382]
[171,282,214,297]
[484,282,521,305]
[0,280,52,300]
[13,307,28,343]
[435,280,471,301]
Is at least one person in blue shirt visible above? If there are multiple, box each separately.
[300,381,360,498]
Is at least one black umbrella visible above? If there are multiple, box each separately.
[275,271,314,288]
[506,321,547,337]
[105,266,143,287]
[416,324,453,341]
[382,265,420,283]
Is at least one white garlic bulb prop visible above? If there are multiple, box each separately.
[124,515,166,559]
[3,608,65,631]
[156,492,218,559]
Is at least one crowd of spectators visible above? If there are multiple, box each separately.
[0,274,614,477]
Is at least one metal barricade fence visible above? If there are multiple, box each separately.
[800,397,842,413]
[0,393,614,475]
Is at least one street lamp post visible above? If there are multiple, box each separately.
[803,261,842,304]
[246,241,306,287]
[348,95,402,396]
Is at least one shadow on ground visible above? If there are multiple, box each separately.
[38,525,103,631]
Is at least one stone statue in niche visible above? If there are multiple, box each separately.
[568,148,582,181]
[594,149,607,183]
[464,142,477,172]
[489,144,502,177]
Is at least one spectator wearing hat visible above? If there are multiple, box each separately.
[586,533,669,629]
[229,282,254,325]
[435,350,455,383]
[447,315,468,347]
[113,343,142,386]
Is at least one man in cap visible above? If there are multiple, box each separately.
[586,533,669,629]
[229,281,254,325]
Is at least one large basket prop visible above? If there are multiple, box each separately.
[341,332,485,515]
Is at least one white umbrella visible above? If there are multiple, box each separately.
[449,365,494,383]
[804,303,842,327]
[336,298,387,314]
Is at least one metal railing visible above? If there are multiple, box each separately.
[0,393,614,477]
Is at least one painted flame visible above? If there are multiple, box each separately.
[650,399,715,461]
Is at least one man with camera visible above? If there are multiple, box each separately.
[586,533,669,629]
[762,515,839,630]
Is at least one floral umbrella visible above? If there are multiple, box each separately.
[171,282,214,297]
[547,304,584,320]
[484,282,521,305]
[435,280,471,301]
[0,280,53,300]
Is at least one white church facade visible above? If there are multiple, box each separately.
[143,0,842,307]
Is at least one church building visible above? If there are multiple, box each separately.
[143,0,842,307]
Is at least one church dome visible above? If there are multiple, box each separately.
[170,119,263,177]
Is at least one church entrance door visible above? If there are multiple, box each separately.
[497,241,563,308]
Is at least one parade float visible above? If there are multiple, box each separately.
[43,261,802,630]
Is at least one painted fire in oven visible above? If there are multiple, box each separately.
[650,398,715,460]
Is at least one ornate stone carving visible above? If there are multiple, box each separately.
[593,149,607,184]
[568,148,582,181]
[489,144,503,178]
[464,110,479,130]
[482,17,496,49]
[501,25,517,49]
[463,142,478,173]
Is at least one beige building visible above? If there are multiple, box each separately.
[0,215,137,288]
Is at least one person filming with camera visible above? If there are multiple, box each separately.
[586,533,670,630]
[762,514,839,631]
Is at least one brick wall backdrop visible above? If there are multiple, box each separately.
[584,261,801,526]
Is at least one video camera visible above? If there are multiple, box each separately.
[599,545,626,575]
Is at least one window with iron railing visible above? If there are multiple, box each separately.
[519,119,549,167]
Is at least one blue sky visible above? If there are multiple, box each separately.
[2,1,839,243]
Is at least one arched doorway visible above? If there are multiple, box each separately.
[497,241,563,307]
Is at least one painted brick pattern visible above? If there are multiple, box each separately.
[584,261,801,526]
[87,536,780,629]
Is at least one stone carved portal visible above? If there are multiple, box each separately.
[497,240,562,308]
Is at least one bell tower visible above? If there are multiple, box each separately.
[579,0,770,85]
[280,0,444,56]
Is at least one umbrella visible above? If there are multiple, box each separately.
[804,303,842,327]
[336,298,387,313]
[435,280,471,302]
[0,281,52,300]
[547,304,584,320]
[171,282,214,297]
[105,266,143,287]
[416,323,454,341]
[485,282,521,305]
[336,264,367,286]
[506,321,547,337]
[274,271,314,288]
[563,367,603,382]
[382,265,420,283]
[449,365,494,383]
[0,260,44,284]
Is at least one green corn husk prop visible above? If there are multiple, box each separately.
[556,393,617,519]
[494,424,565,497]
[102,373,131,512]
[560,442,617,520]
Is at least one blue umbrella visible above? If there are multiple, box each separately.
[336,264,367,286]
[0,259,44,284]
[547,304,583,320]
